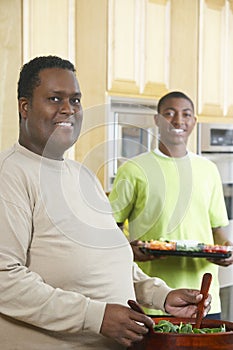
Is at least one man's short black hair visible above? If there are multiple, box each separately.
[17,55,76,101]
[157,91,194,114]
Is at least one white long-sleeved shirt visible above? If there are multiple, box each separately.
[0,143,171,349]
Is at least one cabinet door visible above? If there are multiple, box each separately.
[22,0,73,60]
[226,0,233,117]
[169,0,198,101]
[198,0,233,119]
[0,0,21,150]
[108,0,140,94]
[142,0,170,97]
[108,0,170,98]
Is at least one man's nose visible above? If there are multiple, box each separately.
[172,112,184,124]
[60,99,74,114]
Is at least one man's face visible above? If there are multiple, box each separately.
[19,67,83,159]
[155,97,196,148]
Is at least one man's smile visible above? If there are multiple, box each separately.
[54,121,73,127]
[170,128,185,134]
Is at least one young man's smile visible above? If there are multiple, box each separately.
[155,97,197,156]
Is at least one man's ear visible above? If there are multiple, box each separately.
[192,115,197,129]
[18,97,29,119]
[154,114,160,127]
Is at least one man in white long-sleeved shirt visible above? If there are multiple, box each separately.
[0,56,211,350]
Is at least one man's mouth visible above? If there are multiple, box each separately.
[170,128,184,134]
[55,122,73,127]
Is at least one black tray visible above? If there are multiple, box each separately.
[140,247,232,259]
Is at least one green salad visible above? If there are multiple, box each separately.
[153,320,226,334]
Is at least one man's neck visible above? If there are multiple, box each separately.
[18,139,65,161]
[158,143,187,158]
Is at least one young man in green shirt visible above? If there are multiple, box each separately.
[109,91,233,318]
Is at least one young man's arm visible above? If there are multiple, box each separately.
[208,227,233,266]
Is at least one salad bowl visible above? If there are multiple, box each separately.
[129,316,233,350]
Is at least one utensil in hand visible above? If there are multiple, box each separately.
[128,299,154,333]
[195,273,212,329]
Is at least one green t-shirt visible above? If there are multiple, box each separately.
[109,151,229,314]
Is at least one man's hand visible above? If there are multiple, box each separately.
[100,303,153,348]
[211,229,233,266]
[130,240,163,262]
[207,240,233,266]
[207,255,233,266]
[164,289,212,318]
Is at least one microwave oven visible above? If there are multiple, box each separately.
[197,123,233,154]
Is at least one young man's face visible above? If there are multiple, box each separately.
[155,97,196,148]
[18,67,83,159]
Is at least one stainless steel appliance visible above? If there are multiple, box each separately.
[198,122,233,321]
[106,97,158,192]
[198,123,233,153]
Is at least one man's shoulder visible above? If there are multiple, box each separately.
[189,152,217,166]
[117,152,153,173]
[122,151,155,167]
[0,144,18,168]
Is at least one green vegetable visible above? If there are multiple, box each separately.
[153,320,226,334]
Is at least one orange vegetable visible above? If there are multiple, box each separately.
[145,240,176,251]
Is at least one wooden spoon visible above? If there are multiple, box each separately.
[128,299,154,333]
[195,272,212,329]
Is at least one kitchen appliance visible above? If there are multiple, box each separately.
[106,97,158,192]
[198,122,233,321]
[198,123,233,153]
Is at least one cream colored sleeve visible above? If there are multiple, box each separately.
[132,262,173,311]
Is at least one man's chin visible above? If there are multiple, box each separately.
[43,139,75,159]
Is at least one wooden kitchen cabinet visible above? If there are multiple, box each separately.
[0,0,21,151]
[107,0,199,106]
[107,0,170,99]
[197,0,233,121]
[169,0,199,103]
[108,0,233,121]
[107,0,200,152]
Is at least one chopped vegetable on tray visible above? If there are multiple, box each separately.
[143,239,232,254]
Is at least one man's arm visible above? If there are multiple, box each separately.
[208,226,233,266]
[212,226,233,246]
[132,263,211,318]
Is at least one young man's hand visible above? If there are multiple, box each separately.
[130,240,163,261]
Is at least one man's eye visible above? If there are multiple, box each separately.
[71,98,81,105]
[163,111,175,118]
[183,113,192,118]
[49,97,60,102]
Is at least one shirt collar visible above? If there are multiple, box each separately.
[153,148,189,159]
